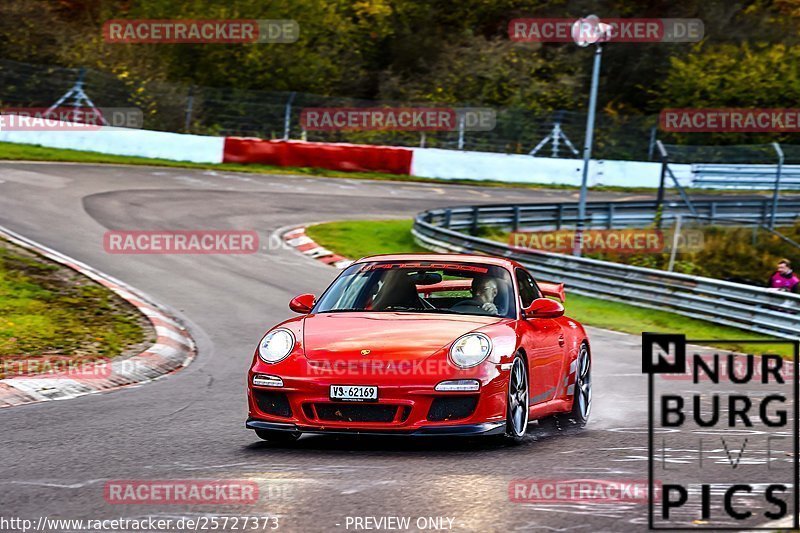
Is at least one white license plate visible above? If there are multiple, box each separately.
[330,385,378,402]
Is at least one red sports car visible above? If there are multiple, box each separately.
[246,254,592,442]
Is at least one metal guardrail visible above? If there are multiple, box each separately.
[412,198,800,340]
[427,198,800,232]
[692,164,800,190]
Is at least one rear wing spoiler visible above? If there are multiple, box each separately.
[538,282,566,303]
[417,279,471,295]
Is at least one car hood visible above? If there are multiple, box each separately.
[302,312,503,361]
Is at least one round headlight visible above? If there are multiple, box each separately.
[449,333,492,368]
[258,328,295,363]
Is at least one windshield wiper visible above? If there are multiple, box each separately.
[320,307,501,317]
[381,307,466,315]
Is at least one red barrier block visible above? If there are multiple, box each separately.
[223,138,413,175]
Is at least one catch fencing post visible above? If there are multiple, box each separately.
[457,116,465,150]
[184,86,194,132]
[770,142,784,229]
[647,126,657,160]
[667,215,682,272]
[655,140,668,229]
[283,92,296,140]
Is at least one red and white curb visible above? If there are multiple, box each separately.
[282,226,353,269]
[0,226,196,408]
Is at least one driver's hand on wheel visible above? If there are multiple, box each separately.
[481,302,498,314]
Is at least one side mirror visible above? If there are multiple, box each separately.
[523,297,565,319]
[289,293,315,314]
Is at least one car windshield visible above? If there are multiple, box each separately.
[313,261,516,318]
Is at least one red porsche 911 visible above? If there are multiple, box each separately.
[246,254,592,443]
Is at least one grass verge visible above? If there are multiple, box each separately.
[306,220,428,259]
[0,238,153,378]
[306,219,793,357]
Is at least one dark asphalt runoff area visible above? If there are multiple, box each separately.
[0,162,794,532]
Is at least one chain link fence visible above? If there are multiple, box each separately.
[0,58,661,160]
[8,58,800,166]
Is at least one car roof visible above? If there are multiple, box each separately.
[354,253,520,270]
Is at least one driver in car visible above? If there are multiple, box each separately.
[451,275,499,315]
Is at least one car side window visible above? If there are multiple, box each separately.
[516,269,540,309]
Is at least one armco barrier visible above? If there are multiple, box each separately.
[409,147,694,188]
[223,138,413,174]
[0,117,225,164]
[412,198,800,340]
[429,198,800,231]
[692,163,800,190]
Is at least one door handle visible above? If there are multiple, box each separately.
[558,334,565,347]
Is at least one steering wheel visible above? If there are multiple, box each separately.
[451,300,490,314]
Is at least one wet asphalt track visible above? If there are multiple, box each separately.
[0,162,795,532]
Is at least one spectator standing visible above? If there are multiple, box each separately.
[768,259,800,292]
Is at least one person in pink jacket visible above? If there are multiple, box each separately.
[768,259,800,293]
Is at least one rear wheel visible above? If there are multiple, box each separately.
[557,342,592,428]
[255,429,301,443]
[504,354,529,443]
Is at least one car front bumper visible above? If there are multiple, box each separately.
[246,356,511,435]
[246,418,506,437]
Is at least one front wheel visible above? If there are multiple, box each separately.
[254,429,301,443]
[504,354,529,443]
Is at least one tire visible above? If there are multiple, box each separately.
[504,354,529,443]
[559,342,592,428]
[254,429,302,443]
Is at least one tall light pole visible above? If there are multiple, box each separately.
[572,16,611,256]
